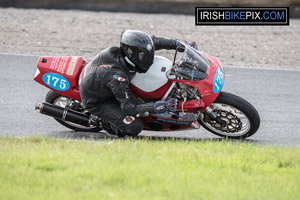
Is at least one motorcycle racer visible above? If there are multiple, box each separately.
[79,30,197,137]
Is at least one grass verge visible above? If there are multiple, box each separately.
[0,137,299,200]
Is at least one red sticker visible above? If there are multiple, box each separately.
[123,116,135,124]
[118,77,126,82]
[99,65,112,68]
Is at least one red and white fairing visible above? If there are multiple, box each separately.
[33,46,225,131]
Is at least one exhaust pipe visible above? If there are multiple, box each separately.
[35,102,95,127]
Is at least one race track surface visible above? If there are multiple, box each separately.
[0,54,299,147]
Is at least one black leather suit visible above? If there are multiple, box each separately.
[79,36,176,136]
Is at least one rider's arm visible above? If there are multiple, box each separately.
[105,70,155,116]
[151,35,198,52]
[151,35,177,51]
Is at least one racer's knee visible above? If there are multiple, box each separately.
[119,117,144,137]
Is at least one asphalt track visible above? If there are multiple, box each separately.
[0,54,300,147]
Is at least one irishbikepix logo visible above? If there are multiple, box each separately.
[195,7,289,25]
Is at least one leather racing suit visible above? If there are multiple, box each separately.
[79,36,177,136]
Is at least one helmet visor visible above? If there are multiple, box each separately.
[127,46,154,71]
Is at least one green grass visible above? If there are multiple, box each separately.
[0,137,299,200]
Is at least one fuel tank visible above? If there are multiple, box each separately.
[130,56,173,99]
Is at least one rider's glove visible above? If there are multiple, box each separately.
[154,98,178,114]
[189,41,198,50]
[176,40,198,52]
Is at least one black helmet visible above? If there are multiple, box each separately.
[120,30,155,73]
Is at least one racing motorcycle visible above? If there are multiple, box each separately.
[34,43,260,139]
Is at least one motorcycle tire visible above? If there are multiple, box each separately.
[198,91,260,139]
[45,90,101,132]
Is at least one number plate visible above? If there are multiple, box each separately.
[213,68,224,93]
[42,73,70,91]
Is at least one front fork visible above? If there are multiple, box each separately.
[203,106,227,127]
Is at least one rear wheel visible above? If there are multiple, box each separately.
[198,91,260,139]
[45,90,101,132]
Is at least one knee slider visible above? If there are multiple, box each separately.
[122,117,144,137]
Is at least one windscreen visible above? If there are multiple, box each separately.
[168,45,210,81]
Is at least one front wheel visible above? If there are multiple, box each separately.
[198,91,260,139]
[45,90,101,132]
